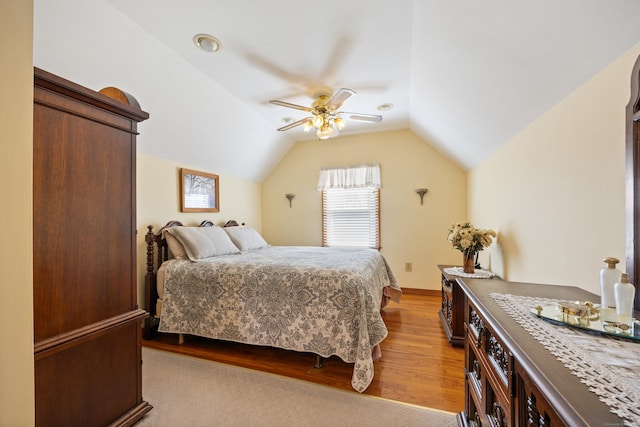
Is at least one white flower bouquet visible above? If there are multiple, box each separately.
[447,222,496,256]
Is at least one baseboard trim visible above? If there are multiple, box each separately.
[401,288,440,297]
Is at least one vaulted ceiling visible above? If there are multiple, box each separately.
[99,0,640,181]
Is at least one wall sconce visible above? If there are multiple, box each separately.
[285,193,295,208]
[415,188,429,205]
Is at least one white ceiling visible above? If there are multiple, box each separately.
[103,0,640,178]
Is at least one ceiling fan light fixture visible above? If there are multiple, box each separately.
[312,115,325,128]
[317,125,334,140]
[303,120,313,132]
[193,34,222,53]
[270,88,382,140]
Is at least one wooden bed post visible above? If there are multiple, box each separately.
[144,225,159,339]
[143,220,185,340]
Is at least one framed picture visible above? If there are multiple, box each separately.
[180,168,219,212]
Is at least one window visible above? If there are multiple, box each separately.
[322,187,380,249]
[317,163,382,249]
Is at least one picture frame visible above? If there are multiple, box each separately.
[180,168,219,212]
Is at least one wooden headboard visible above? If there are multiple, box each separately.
[143,219,242,339]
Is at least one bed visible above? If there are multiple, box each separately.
[143,220,401,392]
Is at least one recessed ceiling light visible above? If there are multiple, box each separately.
[193,34,222,53]
[377,103,394,111]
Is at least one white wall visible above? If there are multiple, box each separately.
[469,42,640,295]
[262,129,467,290]
[0,1,35,425]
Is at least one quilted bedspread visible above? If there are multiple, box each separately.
[158,246,401,392]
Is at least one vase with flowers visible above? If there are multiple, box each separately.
[448,222,497,273]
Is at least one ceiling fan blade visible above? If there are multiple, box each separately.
[276,117,312,131]
[269,99,312,112]
[326,88,356,110]
[343,112,383,123]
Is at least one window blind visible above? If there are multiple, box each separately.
[322,187,380,249]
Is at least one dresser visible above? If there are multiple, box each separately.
[438,264,466,346]
[439,264,499,346]
[456,278,628,427]
[33,68,151,426]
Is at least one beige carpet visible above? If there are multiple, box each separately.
[136,347,457,427]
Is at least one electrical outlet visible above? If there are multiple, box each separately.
[405,262,412,272]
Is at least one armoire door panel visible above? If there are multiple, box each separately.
[34,321,142,427]
[33,105,136,342]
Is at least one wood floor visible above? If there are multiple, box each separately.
[142,292,466,413]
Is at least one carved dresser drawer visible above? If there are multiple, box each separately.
[464,301,512,426]
[515,363,565,427]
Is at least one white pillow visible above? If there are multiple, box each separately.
[223,226,269,252]
[164,226,240,260]
[161,229,188,260]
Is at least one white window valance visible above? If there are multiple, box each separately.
[317,163,381,190]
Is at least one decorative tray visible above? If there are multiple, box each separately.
[531,301,640,342]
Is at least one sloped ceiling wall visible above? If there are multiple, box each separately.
[34,0,640,182]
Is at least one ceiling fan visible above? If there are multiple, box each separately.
[269,88,382,140]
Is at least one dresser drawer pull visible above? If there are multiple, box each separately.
[476,326,484,349]
[473,360,481,380]
[474,412,482,426]
[492,402,505,427]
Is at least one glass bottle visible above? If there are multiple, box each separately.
[614,273,635,324]
[600,257,620,322]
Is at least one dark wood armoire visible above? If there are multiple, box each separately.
[33,67,152,426]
